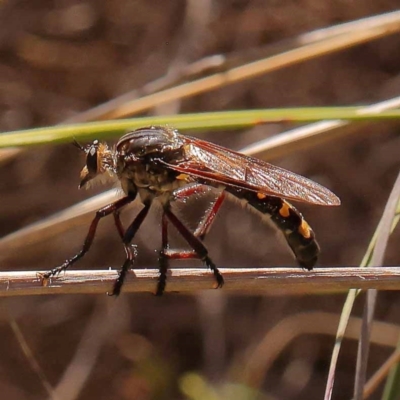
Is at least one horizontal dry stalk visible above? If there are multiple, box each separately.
[0,267,399,297]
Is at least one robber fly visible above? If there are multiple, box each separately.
[41,126,340,296]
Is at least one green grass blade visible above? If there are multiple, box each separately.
[324,172,400,400]
[382,338,400,400]
[1,107,400,148]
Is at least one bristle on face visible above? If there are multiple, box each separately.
[72,139,85,152]
[78,140,115,189]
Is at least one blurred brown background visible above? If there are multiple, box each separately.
[1,1,400,399]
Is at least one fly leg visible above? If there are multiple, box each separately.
[156,198,224,295]
[172,184,226,240]
[157,211,169,296]
[156,204,224,296]
[40,196,135,283]
[113,210,126,240]
[109,201,151,296]
[166,206,224,289]
[113,209,139,269]
[194,191,225,240]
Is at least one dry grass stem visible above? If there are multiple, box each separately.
[0,267,399,297]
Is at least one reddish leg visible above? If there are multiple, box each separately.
[194,191,225,240]
[156,205,224,296]
[41,196,134,280]
[110,202,151,296]
[162,189,225,261]
[166,186,226,260]
[172,183,209,201]
[172,184,226,240]
[113,211,125,239]
[113,210,138,263]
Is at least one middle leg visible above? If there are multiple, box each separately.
[109,202,151,296]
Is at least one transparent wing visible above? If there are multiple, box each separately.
[160,135,340,206]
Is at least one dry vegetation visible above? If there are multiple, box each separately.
[1,1,400,399]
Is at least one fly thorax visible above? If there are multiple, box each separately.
[118,158,187,196]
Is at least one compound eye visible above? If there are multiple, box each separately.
[86,140,99,174]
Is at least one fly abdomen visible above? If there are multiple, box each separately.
[226,188,319,270]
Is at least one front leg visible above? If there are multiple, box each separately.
[40,196,134,283]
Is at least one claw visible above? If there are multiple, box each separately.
[36,272,50,287]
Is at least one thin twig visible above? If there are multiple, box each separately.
[8,316,59,400]
[93,12,400,120]
[354,171,400,400]
[363,348,400,399]
[241,312,400,388]
[50,298,125,400]
[0,267,400,297]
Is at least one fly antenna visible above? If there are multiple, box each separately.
[72,138,85,152]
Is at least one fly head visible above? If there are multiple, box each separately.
[74,139,115,189]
